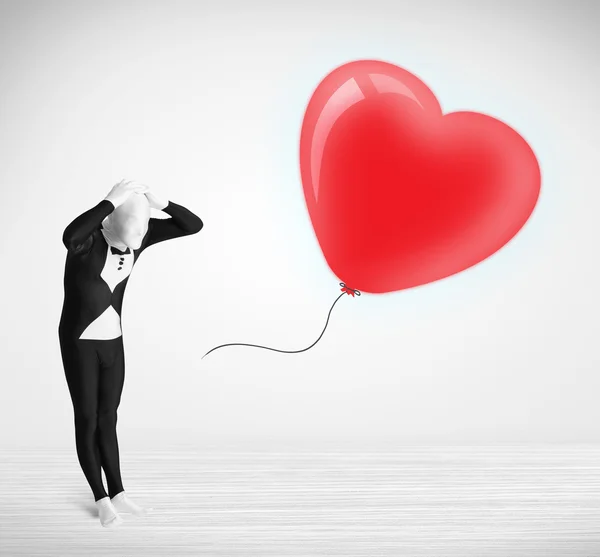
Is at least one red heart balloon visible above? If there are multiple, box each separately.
[300,60,541,294]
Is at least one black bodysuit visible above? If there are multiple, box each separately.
[59,198,203,501]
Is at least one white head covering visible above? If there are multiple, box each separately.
[101,218,129,251]
[101,193,150,251]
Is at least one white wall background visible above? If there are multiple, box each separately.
[1,0,598,449]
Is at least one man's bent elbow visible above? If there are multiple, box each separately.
[189,217,203,234]
[62,229,73,250]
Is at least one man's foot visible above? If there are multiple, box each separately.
[95,496,123,528]
[110,491,150,517]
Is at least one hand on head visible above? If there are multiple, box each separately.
[105,179,149,208]
[105,179,168,212]
[144,189,168,211]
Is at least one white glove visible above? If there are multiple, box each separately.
[144,189,169,211]
[104,179,149,208]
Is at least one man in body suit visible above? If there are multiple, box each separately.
[59,179,203,528]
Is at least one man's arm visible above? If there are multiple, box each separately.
[145,201,204,248]
[62,199,115,251]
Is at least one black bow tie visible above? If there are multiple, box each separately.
[110,246,131,255]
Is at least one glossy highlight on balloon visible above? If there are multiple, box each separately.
[299,60,541,294]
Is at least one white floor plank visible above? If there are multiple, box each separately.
[1,445,600,556]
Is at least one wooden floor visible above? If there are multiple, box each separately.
[1,445,600,556]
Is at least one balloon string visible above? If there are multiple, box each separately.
[201,282,361,359]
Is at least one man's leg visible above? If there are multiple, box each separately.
[97,336,150,516]
[96,337,126,498]
[61,339,108,502]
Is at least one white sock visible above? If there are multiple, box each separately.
[95,497,123,528]
[110,491,150,516]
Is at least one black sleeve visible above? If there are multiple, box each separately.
[145,201,203,247]
[62,200,115,251]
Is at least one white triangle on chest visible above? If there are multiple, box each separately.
[100,249,134,292]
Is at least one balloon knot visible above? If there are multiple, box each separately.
[340,282,361,297]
